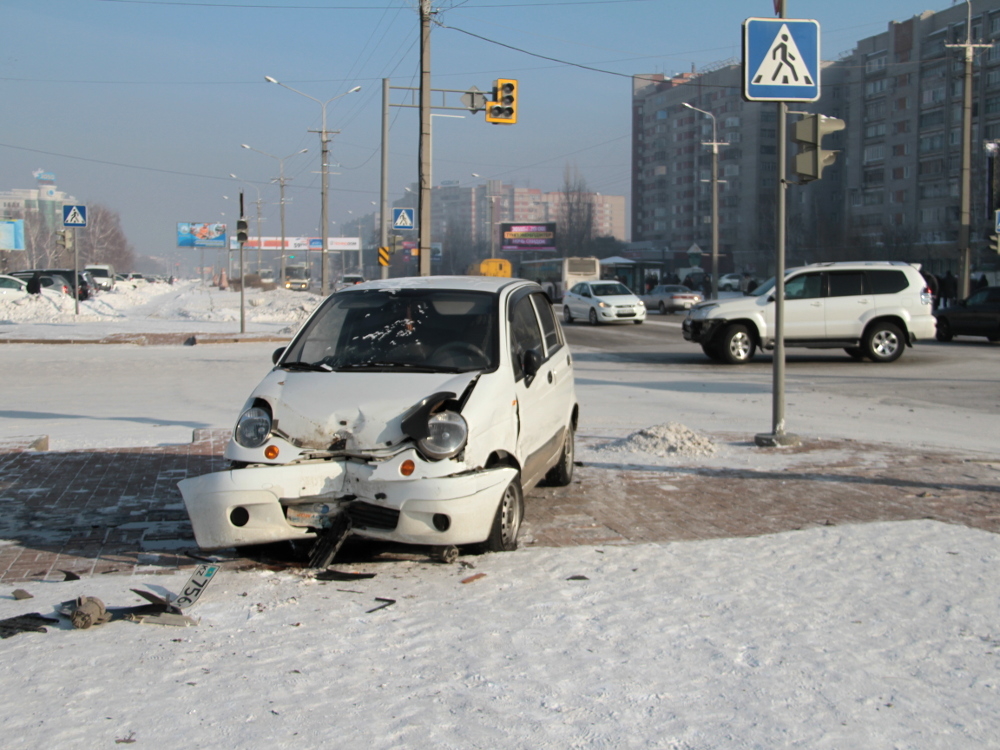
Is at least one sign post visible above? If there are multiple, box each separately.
[743,8,820,448]
[64,205,87,316]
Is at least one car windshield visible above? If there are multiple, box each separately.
[591,282,632,297]
[750,276,776,296]
[282,288,498,373]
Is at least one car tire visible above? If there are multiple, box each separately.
[702,342,724,361]
[633,319,643,325]
[545,425,575,487]
[844,347,865,360]
[588,308,599,326]
[658,302,668,314]
[483,476,523,552]
[863,321,905,363]
[563,305,573,324]
[719,323,756,364]
[935,318,953,342]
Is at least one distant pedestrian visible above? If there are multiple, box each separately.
[26,271,41,295]
[942,271,957,307]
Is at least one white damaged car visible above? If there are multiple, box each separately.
[178,276,578,566]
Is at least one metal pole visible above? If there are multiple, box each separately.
[278,162,287,285]
[381,78,390,280]
[320,105,330,294]
[239,191,246,334]
[73,228,79,316]
[710,128,719,300]
[756,0,798,448]
[418,0,432,276]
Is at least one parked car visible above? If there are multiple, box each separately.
[934,286,1000,342]
[11,269,91,300]
[9,271,70,296]
[641,284,703,314]
[718,273,743,292]
[683,261,935,364]
[178,276,578,565]
[562,280,646,325]
[0,274,28,296]
[337,274,365,289]
[85,264,116,291]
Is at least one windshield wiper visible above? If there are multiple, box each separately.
[281,360,333,372]
[336,361,441,373]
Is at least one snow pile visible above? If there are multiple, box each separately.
[600,421,717,457]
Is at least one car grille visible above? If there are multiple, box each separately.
[347,501,399,530]
[615,306,637,318]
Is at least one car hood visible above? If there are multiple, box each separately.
[595,294,641,305]
[690,294,765,316]
[248,368,479,450]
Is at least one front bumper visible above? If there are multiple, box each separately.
[177,455,518,550]
[682,317,725,342]
[596,305,646,322]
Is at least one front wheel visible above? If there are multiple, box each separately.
[588,308,599,326]
[633,319,643,325]
[719,323,756,364]
[483,477,523,552]
[563,304,573,324]
[702,342,724,361]
[864,321,905,363]
[844,347,865,360]
[658,301,668,314]
[935,318,952,342]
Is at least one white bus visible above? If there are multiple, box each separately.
[517,256,600,301]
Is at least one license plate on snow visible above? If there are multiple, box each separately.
[173,564,220,609]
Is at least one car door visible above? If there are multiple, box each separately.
[824,271,874,339]
[780,271,826,341]
[508,290,567,487]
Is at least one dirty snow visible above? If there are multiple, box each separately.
[1,280,999,747]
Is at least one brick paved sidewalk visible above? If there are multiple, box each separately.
[1,432,998,584]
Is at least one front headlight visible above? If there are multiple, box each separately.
[235,406,272,448]
[418,410,468,460]
[597,300,609,308]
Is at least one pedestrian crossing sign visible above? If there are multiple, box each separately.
[743,18,820,102]
[392,208,415,231]
[63,205,87,227]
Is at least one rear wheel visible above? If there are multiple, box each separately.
[483,477,523,552]
[935,318,952,342]
[545,425,575,486]
[658,301,668,314]
[719,324,756,364]
[864,321,904,363]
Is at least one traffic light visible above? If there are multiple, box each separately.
[792,113,845,183]
[990,234,1000,252]
[486,79,517,125]
[55,230,67,249]
[236,219,249,244]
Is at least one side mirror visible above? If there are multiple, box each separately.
[522,349,542,380]
[272,346,286,365]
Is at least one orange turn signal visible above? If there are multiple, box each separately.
[264,445,280,460]
[400,459,415,476]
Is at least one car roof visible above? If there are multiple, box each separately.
[341,275,532,295]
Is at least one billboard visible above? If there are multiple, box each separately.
[227,236,361,251]
[0,220,26,251]
[500,222,557,253]
[178,222,227,248]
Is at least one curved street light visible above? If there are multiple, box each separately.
[265,76,361,294]
[241,145,308,282]
[683,102,723,300]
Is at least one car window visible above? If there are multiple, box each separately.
[568,283,582,295]
[827,271,868,297]
[284,289,498,372]
[0,277,20,289]
[591,282,631,297]
[509,294,544,381]
[867,270,909,294]
[530,292,562,355]
[967,289,989,306]
[785,273,822,300]
[580,286,591,298]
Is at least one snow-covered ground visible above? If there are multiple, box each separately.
[2,280,999,747]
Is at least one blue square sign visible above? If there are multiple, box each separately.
[63,205,87,227]
[392,207,415,231]
[743,18,820,102]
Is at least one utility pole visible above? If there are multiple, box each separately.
[418,0,433,276]
[684,102,724,299]
[946,0,991,299]
[380,78,390,280]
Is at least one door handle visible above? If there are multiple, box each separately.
[548,371,554,384]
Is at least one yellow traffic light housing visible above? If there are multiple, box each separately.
[486,79,517,125]
[792,113,845,183]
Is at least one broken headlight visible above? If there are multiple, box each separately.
[418,410,468,460]
[235,406,272,448]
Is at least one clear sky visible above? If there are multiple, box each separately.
[2,0,953,264]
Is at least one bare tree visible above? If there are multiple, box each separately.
[74,204,135,271]
[558,164,594,258]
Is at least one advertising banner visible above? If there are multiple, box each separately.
[500,222,557,253]
[0,220,26,251]
[178,222,227,248]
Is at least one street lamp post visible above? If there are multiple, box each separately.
[684,102,724,300]
[265,76,360,294]
[241,144,307,285]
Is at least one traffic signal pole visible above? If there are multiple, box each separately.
[418,0,432,276]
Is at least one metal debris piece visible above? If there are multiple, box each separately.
[308,514,352,569]
[0,613,60,638]
[461,573,487,584]
[566,575,590,581]
[12,589,33,600]
[59,570,81,581]
[315,570,376,582]
[365,597,395,613]
[70,596,113,629]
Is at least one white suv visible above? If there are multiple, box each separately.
[682,261,935,364]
